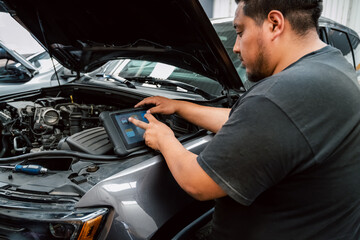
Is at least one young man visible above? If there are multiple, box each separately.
[129,0,360,239]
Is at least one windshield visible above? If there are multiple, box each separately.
[88,59,224,96]
[0,50,31,83]
[28,52,51,69]
[0,50,54,83]
[212,19,254,90]
[0,64,28,82]
[120,60,224,96]
[88,19,253,96]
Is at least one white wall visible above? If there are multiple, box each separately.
[322,0,360,35]
[212,0,360,35]
[212,0,237,18]
[0,12,43,55]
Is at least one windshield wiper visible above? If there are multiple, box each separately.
[124,76,216,100]
[95,73,136,89]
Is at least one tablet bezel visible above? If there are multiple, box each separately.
[109,108,148,149]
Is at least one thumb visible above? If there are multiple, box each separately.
[147,106,162,114]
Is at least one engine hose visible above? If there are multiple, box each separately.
[0,150,121,164]
[13,137,27,153]
[0,135,8,158]
[19,132,32,147]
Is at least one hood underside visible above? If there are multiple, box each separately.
[0,0,243,89]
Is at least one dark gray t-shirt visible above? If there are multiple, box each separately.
[198,46,360,239]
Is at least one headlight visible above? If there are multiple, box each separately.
[0,207,109,240]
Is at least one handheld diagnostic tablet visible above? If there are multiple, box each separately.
[100,108,150,156]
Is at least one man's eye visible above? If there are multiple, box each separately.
[237,32,243,37]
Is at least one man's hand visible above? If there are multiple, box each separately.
[135,96,178,115]
[135,95,230,133]
[129,112,226,201]
[129,113,175,151]
[131,99,227,201]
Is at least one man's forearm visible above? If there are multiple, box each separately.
[159,136,226,201]
[175,101,230,133]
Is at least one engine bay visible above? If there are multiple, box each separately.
[0,96,119,157]
[0,86,203,201]
[0,88,199,159]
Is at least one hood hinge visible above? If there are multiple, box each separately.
[222,88,233,107]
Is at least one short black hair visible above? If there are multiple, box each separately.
[235,0,323,35]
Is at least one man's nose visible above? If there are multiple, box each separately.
[233,36,241,54]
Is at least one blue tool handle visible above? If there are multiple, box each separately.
[14,165,42,174]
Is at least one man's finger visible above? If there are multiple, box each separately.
[134,100,146,108]
[129,117,148,129]
[134,97,156,108]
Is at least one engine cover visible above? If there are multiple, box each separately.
[58,127,113,155]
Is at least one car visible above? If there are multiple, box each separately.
[318,17,360,83]
[0,39,66,84]
[0,39,74,96]
[0,1,243,240]
[0,41,78,99]
[0,1,359,240]
[0,11,75,94]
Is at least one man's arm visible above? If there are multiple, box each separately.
[135,96,230,133]
[160,137,227,201]
[175,101,231,134]
[129,113,227,200]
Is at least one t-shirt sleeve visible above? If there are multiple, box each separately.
[197,95,313,206]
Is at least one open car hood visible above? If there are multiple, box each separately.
[0,0,243,90]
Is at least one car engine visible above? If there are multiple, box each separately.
[0,97,119,157]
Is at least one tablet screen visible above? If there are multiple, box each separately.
[111,109,148,148]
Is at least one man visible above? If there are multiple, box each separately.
[129,0,360,239]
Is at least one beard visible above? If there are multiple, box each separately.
[246,38,271,82]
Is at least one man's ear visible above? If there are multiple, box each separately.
[266,10,285,41]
